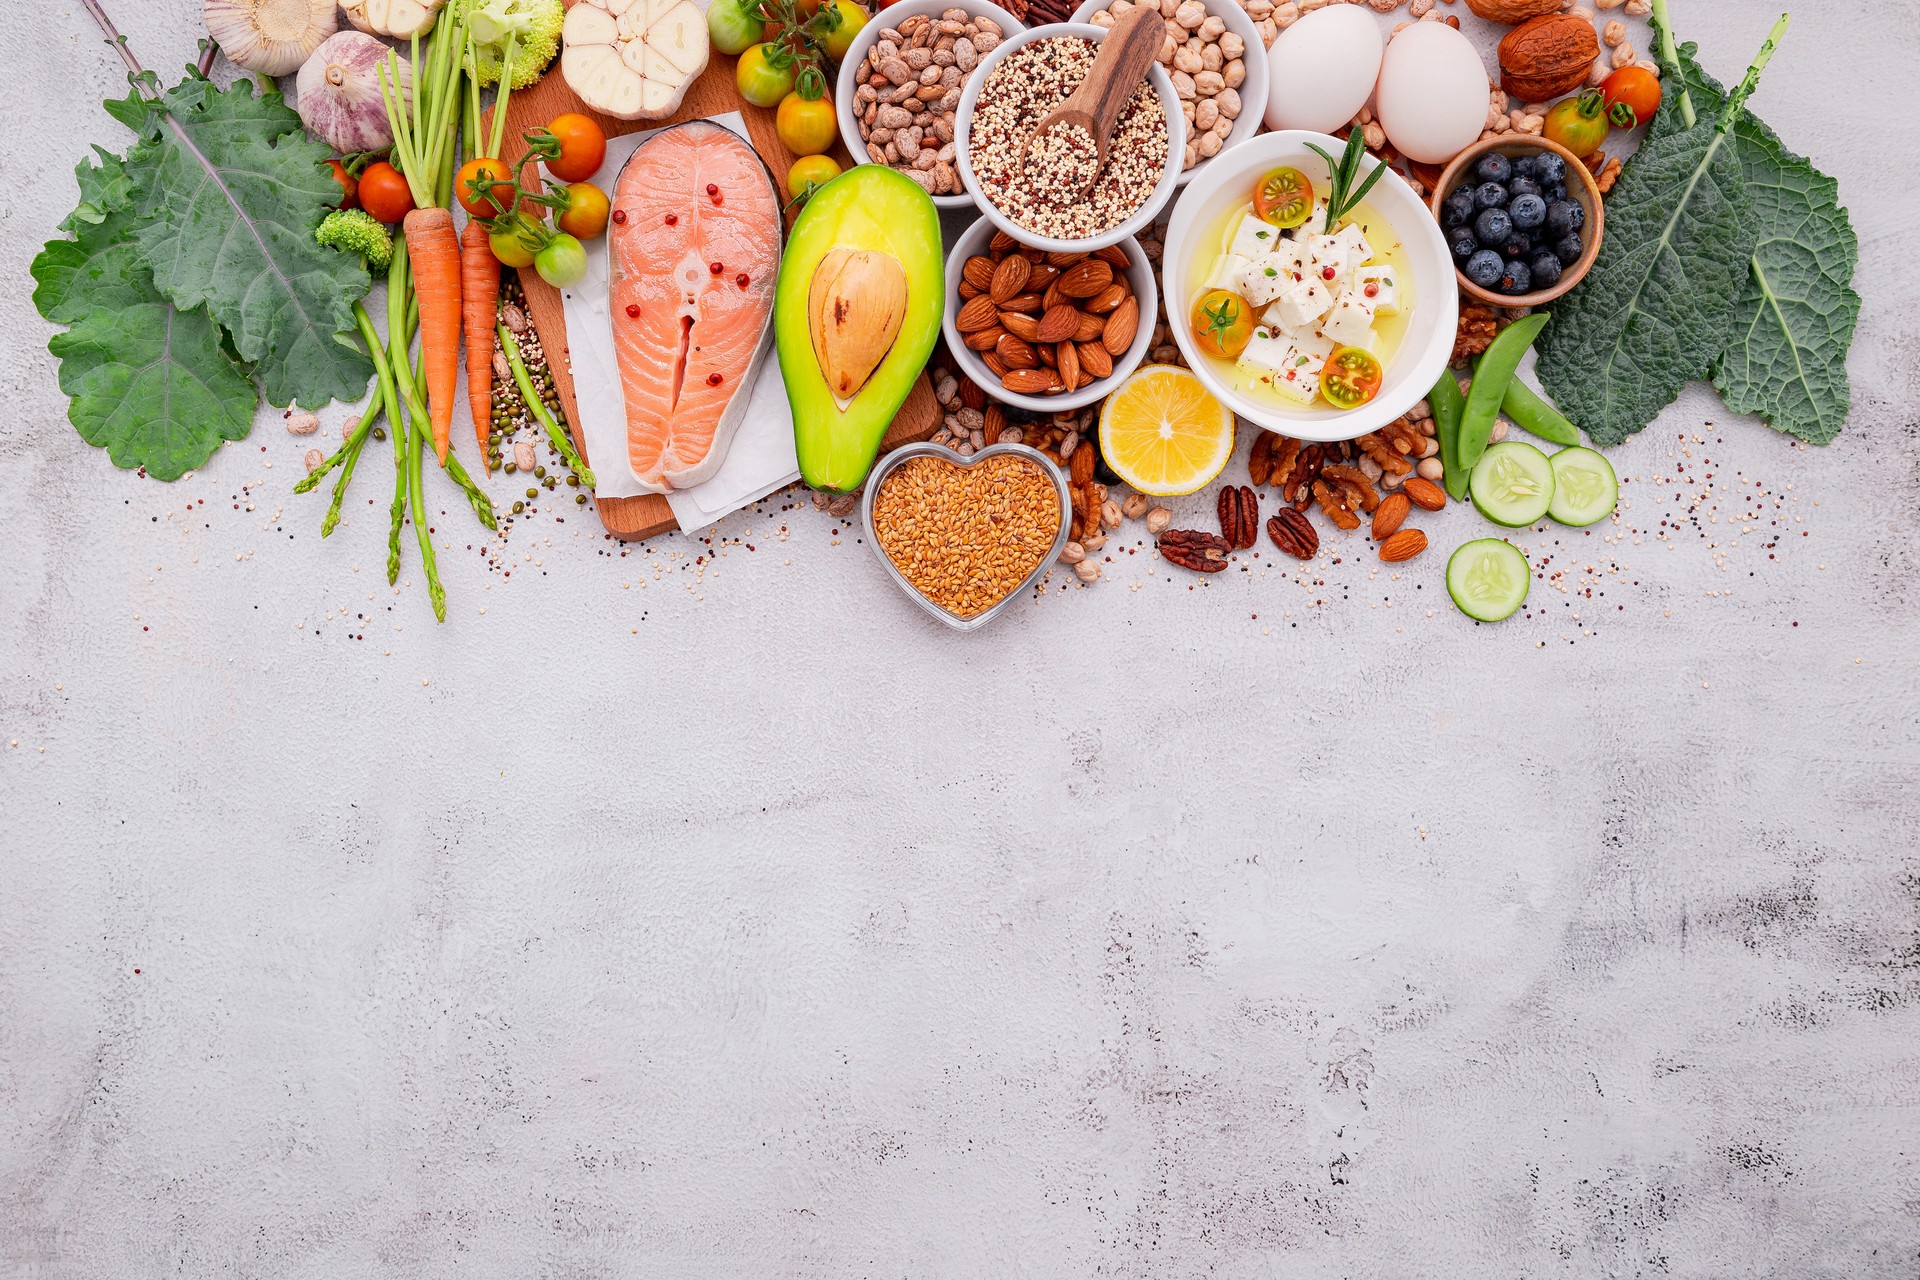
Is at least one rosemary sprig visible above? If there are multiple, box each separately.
[1306,130,1389,228]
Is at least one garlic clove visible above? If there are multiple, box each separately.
[203,0,337,76]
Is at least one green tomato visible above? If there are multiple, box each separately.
[736,44,796,108]
[534,233,589,289]
[708,0,762,56]
[488,218,537,268]
[818,0,867,62]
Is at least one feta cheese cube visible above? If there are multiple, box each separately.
[1235,250,1300,307]
[1269,336,1331,405]
[1319,293,1376,349]
[1330,222,1374,272]
[1350,264,1399,315]
[1269,274,1334,332]
[1306,235,1356,291]
[1228,212,1282,261]
[1292,201,1327,241]
[1236,326,1294,379]
[1204,253,1251,293]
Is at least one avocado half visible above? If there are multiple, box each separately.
[777,165,943,493]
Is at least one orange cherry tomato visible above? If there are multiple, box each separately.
[1253,166,1314,229]
[1191,288,1253,360]
[1321,346,1384,409]
[357,161,415,224]
[455,156,517,218]
[556,182,611,239]
[326,158,358,210]
[1601,65,1663,130]
[544,112,608,183]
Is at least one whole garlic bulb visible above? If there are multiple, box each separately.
[204,0,338,76]
[297,31,410,153]
[339,0,444,40]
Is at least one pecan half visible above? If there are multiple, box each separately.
[1266,508,1318,560]
[1248,430,1277,487]
[1158,528,1232,573]
[1217,484,1258,549]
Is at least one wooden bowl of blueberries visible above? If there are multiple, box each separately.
[1430,136,1604,308]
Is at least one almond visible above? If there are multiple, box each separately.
[996,332,1038,369]
[1057,341,1081,392]
[1057,260,1114,299]
[962,255,996,291]
[1464,0,1560,19]
[989,254,1031,303]
[1036,304,1082,344]
[1101,296,1138,356]
[989,230,1017,255]
[1371,491,1411,541]
[1076,340,1113,380]
[1045,251,1086,269]
[1378,528,1429,563]
[955,294,1000,333]
[1073,311,1107,343]
[1093,244,1131,270]
[983,349,1009,378]
[959,281,981,299]
[1001,368,1055,394]
[1041,279,1066,311]
[1084,282,1129,314]
[1025,263,1059,291]
[1000,292,1044,314]
[1036,343,1057,368]
[1070,444,1095,485]
[963,324,1005,352]
[1498,14,1601,102]
[1000,311,1042,341]
[1402,476,1448,511]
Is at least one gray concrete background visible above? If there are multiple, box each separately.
[4,2,1918,1275]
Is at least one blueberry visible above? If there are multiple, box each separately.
[1509,193,1547,230]
[1465,249,1505,289]
[1534,153,1566,185]
[1508,176,1541,201]
[1545,199,1584,237]
[1503,234,1535,261]
[1474,181,1509,210]
[1501,258,1533,295]
[1450,226,1479,263]
[1444,188,1477,228]
[1474,207,1513,246]
[1542,181,1567,203]
[1529,253,1563,288]
[1512,154,1539,178]
[1553,233,1583,264]
[1474,152,1513,185]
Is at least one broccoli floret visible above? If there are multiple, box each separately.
[316,209,394,271]
[461,0,565,89]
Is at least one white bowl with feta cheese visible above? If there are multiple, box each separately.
[1161,130,1457,443]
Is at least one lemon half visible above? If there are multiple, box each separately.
[1096,365,1236,496]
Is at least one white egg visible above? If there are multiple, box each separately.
[1263,6,1382,135]
[1374,21,1490,166]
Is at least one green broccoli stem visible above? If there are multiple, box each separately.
[498,320,596,490]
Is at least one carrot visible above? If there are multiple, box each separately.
[403,206,462,464]
[461,219,499,459]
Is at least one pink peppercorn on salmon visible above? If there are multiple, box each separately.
[609,121,781,492]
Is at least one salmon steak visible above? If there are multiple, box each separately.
[609,121,781,492]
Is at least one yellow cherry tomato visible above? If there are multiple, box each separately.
[775,92,839,157]
[819,0,868,62]
[737,44,797,108]
[1321,345,1384,409]
[1253,166,1314,229]
[786,154,842,201]
[1190,288,1253,360]
[488,219,537,268]
[556,181,611,240]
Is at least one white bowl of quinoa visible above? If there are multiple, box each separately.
[954,23,1185,254]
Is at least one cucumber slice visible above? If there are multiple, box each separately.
[1447,539,1530,622]
[1469,442,1555,528]
[1547,446,1619,526]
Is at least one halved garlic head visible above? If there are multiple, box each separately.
[339,0,443,39]
[560,0,709,121]
[204,0,338,76]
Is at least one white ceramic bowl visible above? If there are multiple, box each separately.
[835,0,1028,211]
[941,216,1157,412]
[954,22,1186,255]
[1161,130,1459,443]
[1067,0,1266,186]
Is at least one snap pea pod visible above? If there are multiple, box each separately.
[1428,368,1469,501]
[1459,312,1549,473]
[1502,376,1582,447]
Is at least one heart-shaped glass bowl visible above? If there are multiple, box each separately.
[860,442,1072,631]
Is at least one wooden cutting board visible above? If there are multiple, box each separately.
[492,12,940,541]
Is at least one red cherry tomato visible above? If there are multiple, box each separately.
[1600,66,1663,130]
[357,161,415,224]
[455,157,517,218]
[326,158,358,210]
[544,113,608,183]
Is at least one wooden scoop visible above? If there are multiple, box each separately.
[1020,5,1167,198]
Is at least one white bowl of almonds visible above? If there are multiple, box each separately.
[838,0,1026,207]
[1070,0,1265,182]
